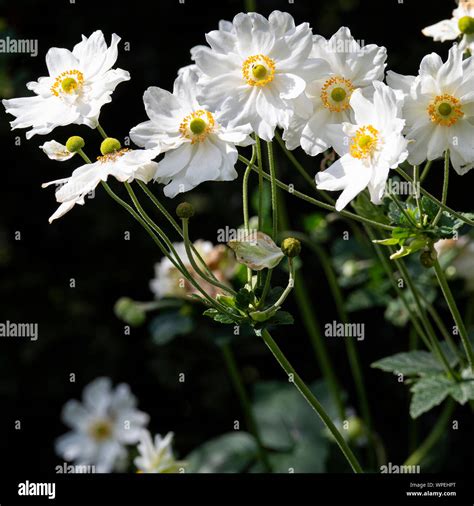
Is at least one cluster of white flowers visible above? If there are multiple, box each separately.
[3,4,474,219]
[55,377,182,473]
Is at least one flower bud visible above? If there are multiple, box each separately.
[114,297,146,327]
[100,137,121,155]
[65,136,85,153]
[281,237,301,258]
[176,202,195,219]
[458,16,474,35]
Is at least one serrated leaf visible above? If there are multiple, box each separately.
[372,351,444,376]
[185,432,258,473]
[449,369,474,404]
[410,375,453,418]
[203,308,236,324]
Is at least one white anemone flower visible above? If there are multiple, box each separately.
[422,0,474,54]
[315,81,408,211]
[2,30,130,139]
[55,377,149,473]
[134,430,184,473]
[42,149,158,223]
[283,27,387,156]
[387,44,474,175]
[130,67,253,198]
[40,140,76,161]
[192,11,327,141]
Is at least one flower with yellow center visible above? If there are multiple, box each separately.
[387,44,474,175]
[3,30,129,139]
[55,377,150,473]
[427,94,464,126]
[193,11,325,141]
[316,82,408,211]
[130,67,253,198]
[282,27,387,156]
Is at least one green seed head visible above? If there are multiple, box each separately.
[331,87,347,102]
[252,64,267,80]
[438,102,453,117]
[65,136,85,153]
[61,77,78,93]
[458,16,474,35]
[176,202,195,219]
[190,118,207,135]
[100,137,122,155]
[281,237,302,258]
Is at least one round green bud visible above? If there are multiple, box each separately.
[458,16,474,35]
[438,102,452,117]
[114,297,146,327]
[331,87,347,102]
[65,136,85,153]
[346,416,365,441]
[252,64,267,80]
[61,77,78,93]
[100,137,122,155]
[189,118,207,135]
[281,237,301,258]
[420,249,437,269]
[176,202,195,219]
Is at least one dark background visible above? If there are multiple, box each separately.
[0,0,472,474]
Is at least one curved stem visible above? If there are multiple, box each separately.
[181,218,236,296]
[243,146,256,284]
[239,155,395,231]
[96,122,108,140]
[267,140,278,239]
[433,150,450,226]
[260,328,364,473]
[220,341,272,472]
[403,400,455,467]
[433,259,474,370]
[419,160,433,183]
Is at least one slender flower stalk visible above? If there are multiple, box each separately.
[260,329,364,473]
[433,150,450,226]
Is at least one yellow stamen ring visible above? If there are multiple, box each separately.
[321,76,354,112]
[350,125,379,159]
[51,69,84,97]
[242,54,276,87]
[427,94,463,127]
[180,110,215,144]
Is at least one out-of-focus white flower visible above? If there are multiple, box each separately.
[130,68,253,198]
[192,10,327,141]
[55,377,149,473]
[315,82,408,211]
[40,140,76,161]
[150,240,237,299]
[134,430,184,473]
[422,0,474,54]
[387,45,474,175]
[42,149,158,223]
[435,236,474,289]
[2,31,129,139]
[283,27,387,156]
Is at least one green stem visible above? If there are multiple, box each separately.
[433,259,474,370]
[413,165,423,220]
[267,141,278,239]
[254,137,264,232]
[260,329,363,473]
[243,146,256,284]
[239,155,395,231]
[96,122,108,139]
[389,193,419,228]
[403,400,455,467]
[181,218,236,296]
[395,167,473,227]
[433,150,450,226]
[419,160,433,183]
[220,341,271,471]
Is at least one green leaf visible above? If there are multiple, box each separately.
[202,308,236,325]
[410,375,453,418]
[373,237,399,246]
[265,311,294,326]
[235,288,253,310]
[421,197,438,220]
[184,432,258,473]
[149,311,193,345]
[449,369,474,405]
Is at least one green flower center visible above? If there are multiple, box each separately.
[357,135,372,149]
[251,64,267,80]
[89,420,112,442]
[61,77,78,93]
[458,16,474,35]
[331,87,347,102]
[190,118,207,135]
[438,102,453,117]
